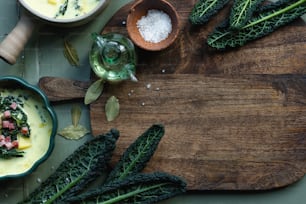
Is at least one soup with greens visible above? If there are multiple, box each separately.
[0,88,54,176]
[23,0,102,20]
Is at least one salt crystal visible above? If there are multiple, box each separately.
[137,9,172,43]
[146,83,151,89]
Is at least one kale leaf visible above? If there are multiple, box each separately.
[207,0,306,49]
[19,129,120,204]
[104,124,165,184]
[65,172,187,204]
[19,124,186,204]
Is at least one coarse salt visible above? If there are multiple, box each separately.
[136,9,172,43]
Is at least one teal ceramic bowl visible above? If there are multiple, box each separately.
[0,76,57,179]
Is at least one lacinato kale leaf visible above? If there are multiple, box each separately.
[19,129,120,204]
[189,0,230,25]
[229,0,265,29]
[104,124,165,184]
[65,172,187,204]
[207,0,306,49]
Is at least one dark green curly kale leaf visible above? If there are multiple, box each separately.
[189,0,230,25]
[65,172,187,204]
[104,124,165,184]
[207,0,306,49]
[229,0,265,29]
[19,129,120,204]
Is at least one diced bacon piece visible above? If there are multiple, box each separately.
[12,140,19,148]
[10,102,18,110]
[3,110,11,118]
[2,120,10,128]
[8,122,15,130]
[5,142,13,150]
[5,136,11,143]
[21,127,29,135]
[21,126,29,135]
[0,141,5,147]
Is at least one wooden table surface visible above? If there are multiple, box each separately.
[89,0,306,190]
[2,0,306,203]
[38,0,306,191]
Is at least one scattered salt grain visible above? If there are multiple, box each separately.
[137,9,172,43]
[36,178,42,183]
[128,89,134,97]
[146,83,152,89]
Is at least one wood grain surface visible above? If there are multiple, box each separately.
[40,0,306,190]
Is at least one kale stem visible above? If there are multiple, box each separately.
[232,0,252,27]
[45,173,86,204]
[98,183,167,204]
[207,31,231,45]
[117,129,162,180]
[44,159,93,204]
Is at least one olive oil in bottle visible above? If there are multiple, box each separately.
[89,33,137,83]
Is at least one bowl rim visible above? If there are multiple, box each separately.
[127,0,180,51]
[19,0,110,25]
[0,76,58,180]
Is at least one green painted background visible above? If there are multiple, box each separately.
[0,0,305,203]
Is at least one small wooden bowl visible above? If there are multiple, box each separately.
[127,0,180,51]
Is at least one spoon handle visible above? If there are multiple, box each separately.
[38,77,90,102]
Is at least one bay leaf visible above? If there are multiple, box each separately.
[58,124,90,140]
[84,79,105,105]
[63,40,80,67]
[71,105,82,127]
[58,105,90,140]
[105,96,120,122]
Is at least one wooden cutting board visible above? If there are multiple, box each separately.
[39,0,306,191]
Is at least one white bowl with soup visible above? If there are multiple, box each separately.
[0,0,110,65]
[21,0,108,22]
[0,76,57,179]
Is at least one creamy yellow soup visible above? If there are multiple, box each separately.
[23,0,102,19]
[0,89,54,177]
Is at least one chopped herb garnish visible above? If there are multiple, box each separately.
[55,0,69,18]
[0,94,31,159]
